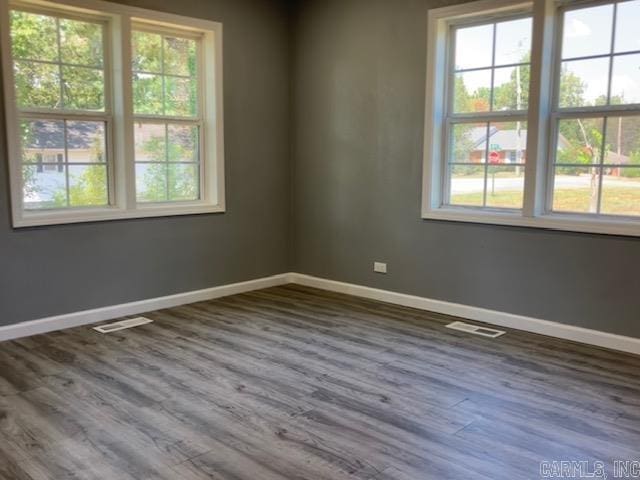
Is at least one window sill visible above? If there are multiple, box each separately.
[422,207,640,237]
[13,203,225,228]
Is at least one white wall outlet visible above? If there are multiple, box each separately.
[374,262,387,274]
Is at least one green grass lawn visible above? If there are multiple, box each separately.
[451,187,640,214]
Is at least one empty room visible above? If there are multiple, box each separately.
[1,0,640,478]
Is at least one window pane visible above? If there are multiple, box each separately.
[485,165,524,208]
[62,66,104,110]
[454,24,493,70]
[136,163,167,202]
[22,164,67,209]
[132,31,162,73]
[20,120,65,163]
[449,165,485,207]
[488,121,527,164]
[168,163,199,201]
[451,123,486,164]
[600,168,640,216]
[133,73,163,114]
[561,5,613,59]
[135,122,166,162]
[132,31,199,118]
[164,37,196,76]
[134,122,200,203]
[68,164,108,206]
[14,60,60,108]
[59,18,103,67]
[610,54,640,105]
[21,120,109,209]
[165,77,196,116]
[615,0,640,53]
[66,121,106,163]
[552,166,600,213]
[494,18,532,66]
[10,12,105,112]
[556,118,604,165]
[559,58,609,108]
[604,116,640,165]
[10,11,58,62]
[493,65,529,111]
[168,125,198,162]
[454,70,491,113]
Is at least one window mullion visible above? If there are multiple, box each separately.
[440,22,457,207]
[554,106,640,118]
[18,110,110,122]
[63,119,70,206]
[449,113,528,123]
[483,123,490,207]
[596,116,608,213]
[523,0,556,217]
[115,14,136,211]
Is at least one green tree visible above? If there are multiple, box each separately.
[493,53,530,111]
[138,135,168,202]
[558,67,586,108]
[53,136,107,207]
[11,11,104,111]
[624,151,640,178]
[137,128,199,202]
[67,165,108,206]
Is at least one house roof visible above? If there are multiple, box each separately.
[605,150,630,164]
[467,127,631,163]
[23,120,101,150]
[467,126,573,152]
[468,126,527,152]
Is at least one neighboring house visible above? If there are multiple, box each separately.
[133,122,168,162]
[23,120,104,172]
[463,126,630,175]
[464,126,531,164]
[604,151,631,177]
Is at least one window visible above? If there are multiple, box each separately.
[1,0,224,227]
[423,0,640,236]
[551,2,640,217]
[131,29,201,203]
[447,16,532,209]
[11,10,110,211]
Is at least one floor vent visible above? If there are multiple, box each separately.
[93,317,153,334]
[446,321,506,338]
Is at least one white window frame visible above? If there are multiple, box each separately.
[422,0,640,237]
[0,0,225,227]
[131,23,205,205]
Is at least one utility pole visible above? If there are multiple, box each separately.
[516,62,522,175]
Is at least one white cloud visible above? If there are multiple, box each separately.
[565,18,591,38]
[611,74,637,92]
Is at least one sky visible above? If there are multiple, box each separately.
[453,0,640,107]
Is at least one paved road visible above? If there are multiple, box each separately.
[452,174,640,194]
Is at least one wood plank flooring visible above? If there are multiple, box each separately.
[1,284,639,479]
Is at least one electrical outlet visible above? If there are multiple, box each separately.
[374,262,387,274]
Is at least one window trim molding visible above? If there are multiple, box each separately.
[422,0,640,237]
[1,0,225,228]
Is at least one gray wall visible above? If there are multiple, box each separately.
[0,0,292,326]
[291,0,640,338]
[2,0,639,339]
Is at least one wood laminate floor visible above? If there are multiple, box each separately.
[1,284,639,479]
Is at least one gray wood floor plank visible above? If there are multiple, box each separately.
[1,284,639,479]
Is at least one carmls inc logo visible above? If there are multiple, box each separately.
[540,460,640,479]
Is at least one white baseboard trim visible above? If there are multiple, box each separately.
[3,271,639,356]
[0,274,291,342]
[289,273,640,356]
